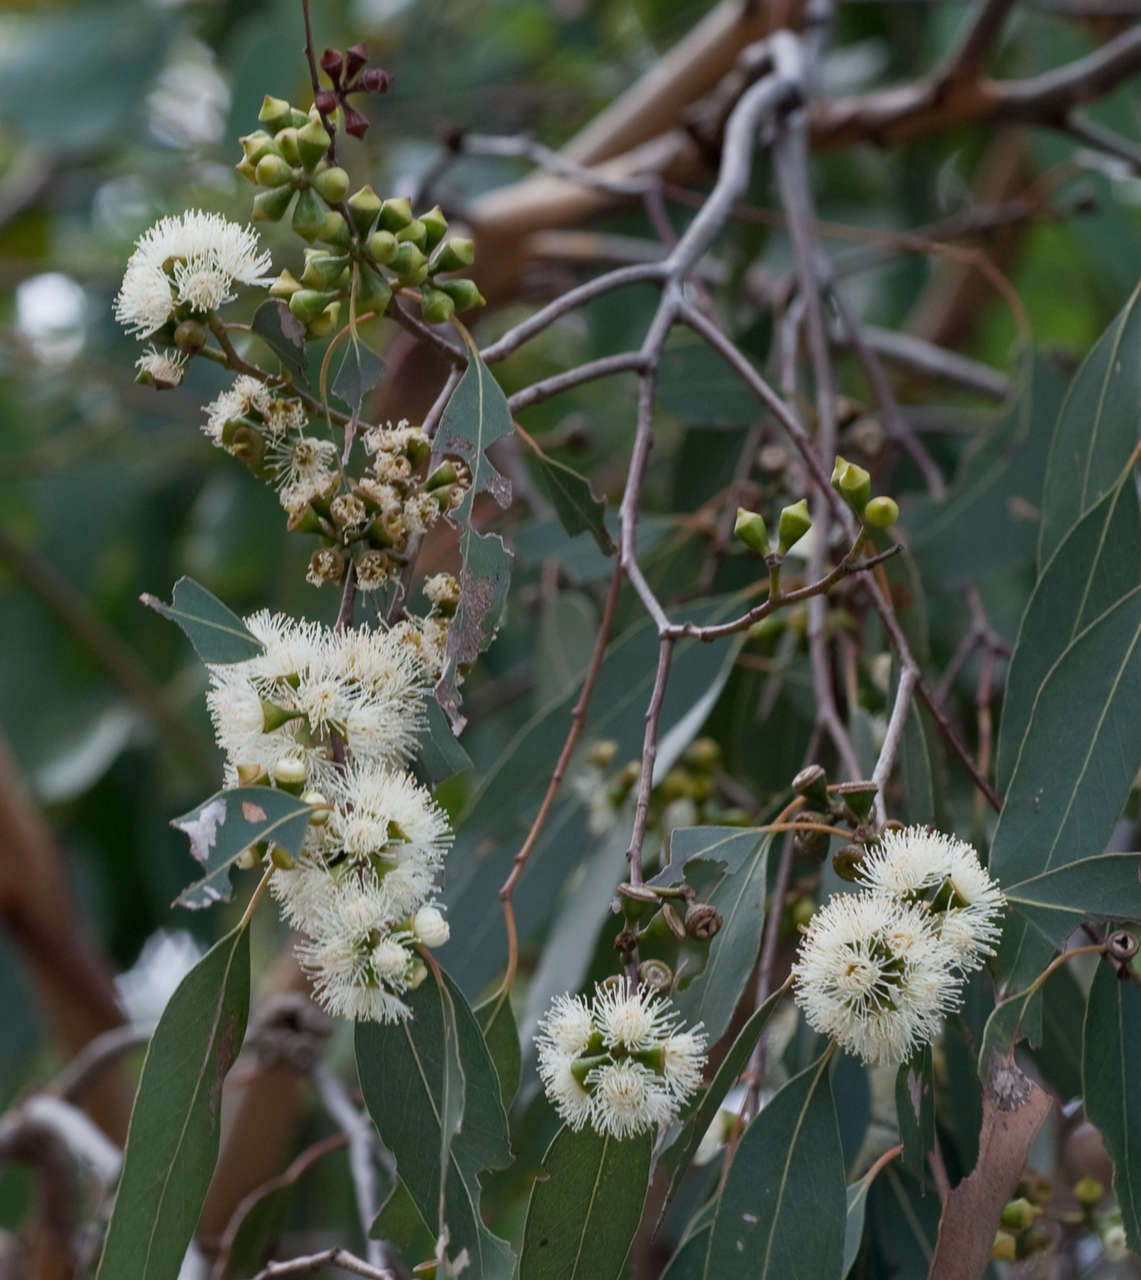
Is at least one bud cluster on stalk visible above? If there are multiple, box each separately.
[238,95,484,336]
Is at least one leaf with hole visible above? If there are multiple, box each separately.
[171,788,313,909]
[141,576,264,665]
[96,924,251,1280]
[250,299,310,387]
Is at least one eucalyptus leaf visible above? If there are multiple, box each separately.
[1039,279,1141,566]
[1004,852,1141,949]
[330,337,384,419]
[703,1052,845,1278]
[528,446,614,555]
[991,583,1141,998]
[96,925,251,1280]
[476,989,522,1111]
[997,463,1141,795]
[1082,959,1141,1253]
[171,788,314,909]
[894,1044,934,1181]
[432,339,514,519]
[250,300,310,387]
[141,576,264,665]
[419,697,473,785]
[356,969,514,1280]
[518,1126,653,1280]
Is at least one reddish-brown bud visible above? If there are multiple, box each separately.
[343,105,369,139]
[319,48,343,81]
[345,41,368,78]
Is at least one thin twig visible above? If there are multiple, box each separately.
[250,1249,396,1279]
[871,665,919,825]
[626,638,675,888]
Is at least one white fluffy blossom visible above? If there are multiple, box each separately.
[535,980,707,1136]
[135,345,187,389]
[792,892,961,1067]
[115,210,271,336]
[412,905,450,948]
[857,826,1006,971]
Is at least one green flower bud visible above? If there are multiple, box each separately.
[234,157,257,183]
[992,1232,1017,1263]
[235,847,261,870]
[252,184,294,223]
[301,250,349,289]
[271,755,308,788]
[347,185,383,236]
[390,241,427,282]
[420,286,455,324]
[831,455,871,515]
[269,268,303,299]
[291,187,326,242]
[430,237,475,273]
[424,460,458,491]
[311,165,350,205]
[792,764,831,809]
[367,229,398,265]
[777,499,812,553]
[863,495,899,529]
[356,266,392,314]
[734,507,770,556]
[173,319,207,355]
[261,700,301,733]
[319,210,352,248]
[240,130,280,165]
[832,780,878,823]
[436,278,486,312]
[254,154,292,190]
[276,126,301,167]
[289,288,337,325]
[569,1054,607,1088]
[258,95,294,132]
[1073,1177,1104,1205]
[296,117,332,170]
[308,300,342,337]
[420,205,448,249]
[396,218,427,249]
[236,763,267,787]
[269,844,296,870]
[1000,1199,1042,1231]
[378,197,413,232]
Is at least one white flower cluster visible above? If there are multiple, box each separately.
[536,980,707,1138]
[207,610,453,1022]
[792,826,1006,1066]
[115,210,272,339]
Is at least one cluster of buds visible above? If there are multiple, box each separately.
[831,455,899,528]
[237,96,484,336]
[307,421,470,592]
[314,42,391,140]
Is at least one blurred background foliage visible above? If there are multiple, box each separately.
[1,0,1140,1266]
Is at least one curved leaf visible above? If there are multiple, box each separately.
[1039,279,1141,566]
[997,461,1141,794]
[141,576,264,665]
[894,1044,934,1181]
[518,1125,653,1280]
[171,788,314,909]
[356,968,514,1280]
[703,1052,845,1278]
[250,300,309,387]
[476,989,521,1111]
[992,584,1141,996]
[1082,959,1141,1253]
[96,925,251,1280]
[1005,852,1141,949]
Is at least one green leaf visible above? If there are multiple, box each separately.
[419,698,473,785]
[658,332,759,428]
[436,526,513,730]
[997,462,1141,795]
[433,339,515,521]
[670,829,772,1046]
[1083,959,1141,1254]
[908,357,1060,588]
[518,1126,653,1280]
[476,989,521,1111]
[528,446,614,555]
[1039,279,1141,566]
[1005,853,1141,948]
[977,956,1078,1079]
[894,1044,934,1181]
[171,788,313,909]
[703,1052,845,1278]
[96,924,251,1280]
[356,968,514,1280]
[659,982,789,1204]
[537,591,598,708]
[250,300,310,387]
[842,1181,869,1278]
[330,336,384,420]
[141,576,264,665]
[991,583,1141,997]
